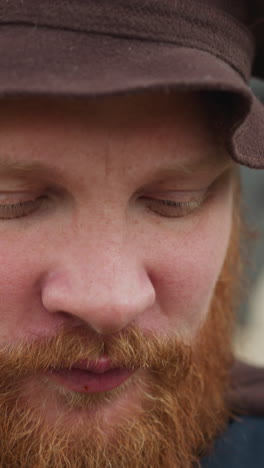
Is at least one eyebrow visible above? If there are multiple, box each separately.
[150,155,233,180]
[0,152,233,181]
[0,159,63,180]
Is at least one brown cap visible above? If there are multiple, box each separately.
[0,0,264,168]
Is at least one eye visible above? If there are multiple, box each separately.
[0,195,46,219]
[141,193,205,218]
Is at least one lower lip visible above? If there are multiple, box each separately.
[47,367,135,394]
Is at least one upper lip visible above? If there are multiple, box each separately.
[69,357,114,374]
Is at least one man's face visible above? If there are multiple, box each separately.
[0,92,235,466]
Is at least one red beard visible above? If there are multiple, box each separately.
[0,205,241,468]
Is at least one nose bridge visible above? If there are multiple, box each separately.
[72,215,134,287]
[41,220,155,334]
[72,230,139,295]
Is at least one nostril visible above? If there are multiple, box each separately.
[56,310,91,329]
[58,310,76,321]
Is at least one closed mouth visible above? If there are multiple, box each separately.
[46,359,136,394]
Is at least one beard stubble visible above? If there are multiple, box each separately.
[0,206,241,468]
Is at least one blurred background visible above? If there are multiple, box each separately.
[234,79,264,366]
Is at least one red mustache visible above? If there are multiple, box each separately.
[0,325,192,384]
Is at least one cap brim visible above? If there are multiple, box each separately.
[1,25,264,168]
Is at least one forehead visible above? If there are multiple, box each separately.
[0,91,230,176]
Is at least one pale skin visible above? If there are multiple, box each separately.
[0,91,234,422]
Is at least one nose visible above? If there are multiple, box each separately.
[41,241,155,335]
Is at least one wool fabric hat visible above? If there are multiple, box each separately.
[0,0,264,168]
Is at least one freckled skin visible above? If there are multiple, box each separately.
[0,92,233,350]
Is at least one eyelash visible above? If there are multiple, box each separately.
[0,197,45,219]
[0,193,205,220]
[141,195,205,218]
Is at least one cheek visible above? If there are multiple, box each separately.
[0,237,44,342]
[0,180,233,343]
[147,202,233,338]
